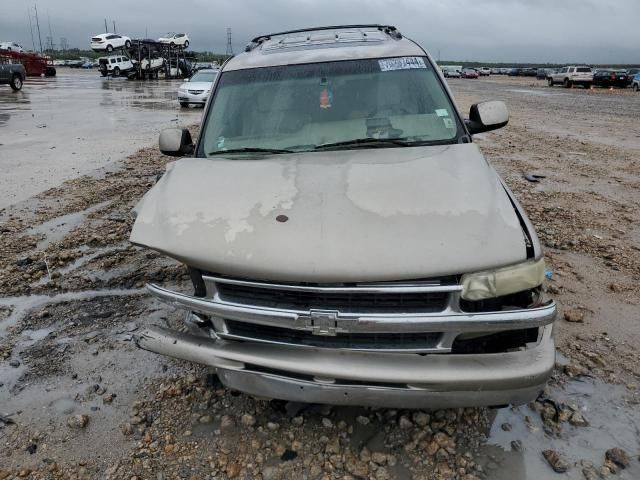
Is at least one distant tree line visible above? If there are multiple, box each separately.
[46,50,637,69]
[440,60,639,69]
[50,48,230,64]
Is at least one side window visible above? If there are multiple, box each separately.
[110,58,116,64]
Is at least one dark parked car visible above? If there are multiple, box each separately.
[0,58,26,90]
[593,69,629,88]
[461,68,479,78]
[536,68,555,80]
[508,68,521,76]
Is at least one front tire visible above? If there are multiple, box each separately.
[184,40,189,48]
[113,67,120,77]
[547,78,554,86]
[564,78,572,88]
[10,74,23,91]
[106,44,113,52]
[125,40,131,49]
[633,83,639,92]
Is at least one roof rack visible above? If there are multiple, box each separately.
[245,24,402,52]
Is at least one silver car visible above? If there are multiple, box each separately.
[132,25,556,409]
[177,69,219,107]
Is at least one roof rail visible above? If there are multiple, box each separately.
[245,25,402,52]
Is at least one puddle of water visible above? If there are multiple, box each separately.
[26,200,111,250]
[479,378,640,479]
[506,88,567,97]
[0,288,145,335]
[32,243,129,286]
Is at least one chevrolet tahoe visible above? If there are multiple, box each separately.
[130,25,557,409]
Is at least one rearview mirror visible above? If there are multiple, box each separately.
[465,101,509,135]
[159,128,194,157]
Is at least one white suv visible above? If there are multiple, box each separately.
[548,65,593,88]
[91,34,131,52]
[0,42,25,53]
[158,33,190,48]
[98,55,134,77]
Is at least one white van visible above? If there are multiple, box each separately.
[98,55,134,77]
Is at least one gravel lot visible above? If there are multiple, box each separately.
[0,75,639,479]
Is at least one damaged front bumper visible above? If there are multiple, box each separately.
[136,277,556,408]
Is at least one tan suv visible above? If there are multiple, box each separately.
[548,65,593,88]
[131,25,556,409]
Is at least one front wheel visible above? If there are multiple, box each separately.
[547,78,554,86]
[106,44,113,52]
[633,83,639,92]
[10,74,23,91]
[125,40,131,49]
[564,78,572,88]
[184,40,189,48]
[113,67,120,77]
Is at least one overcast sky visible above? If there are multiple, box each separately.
[2,0,638,64]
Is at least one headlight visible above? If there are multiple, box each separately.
[461,258,545,301]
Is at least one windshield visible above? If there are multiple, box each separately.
[198,57,462,156]
[190,71,217,83]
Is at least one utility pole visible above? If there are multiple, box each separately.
[28,7,36,51]
[113,20,116,33]
[226,28,233,56]
[104,18,108,33]
[60,37,68,52]
[34,5,44,53]
[46,10,55,51]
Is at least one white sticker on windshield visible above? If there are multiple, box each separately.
[435,109,449,117]
[379,57,426,72]
[443,118,455,129]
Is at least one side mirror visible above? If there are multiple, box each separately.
[465,101,509,135]
[159,128,194,157]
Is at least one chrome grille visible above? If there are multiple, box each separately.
[215,282,450,314]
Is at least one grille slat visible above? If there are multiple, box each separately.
[216,283,448,314]
[224,320,442,350]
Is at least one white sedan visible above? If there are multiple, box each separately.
[158,33,190,48]
[0,42,24,52]
[178,68,218,107]
[90,33,131,52]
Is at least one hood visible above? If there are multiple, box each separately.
[130,144,528,283]
[180,81,212,90]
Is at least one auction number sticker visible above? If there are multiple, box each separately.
[379,57,426,71]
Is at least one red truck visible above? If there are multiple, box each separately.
[0,49,56,77]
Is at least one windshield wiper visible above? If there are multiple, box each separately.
[208,147,294,155]
[314,138,412,150]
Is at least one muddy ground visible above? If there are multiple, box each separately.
[0,75,639,479]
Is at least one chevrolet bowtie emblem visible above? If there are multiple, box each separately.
[308,309,340,336]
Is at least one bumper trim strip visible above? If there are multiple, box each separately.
[135,324,555,388]
[147,283,556,333]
